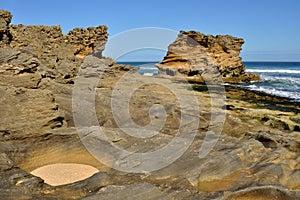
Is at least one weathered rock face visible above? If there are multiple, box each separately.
[1,12,108,85]
[11,24,107,83]
[0,10,12,47]
[156,30,260,83]
[0,47,42,88]
[0,86,65,139]
[9,24,108,59]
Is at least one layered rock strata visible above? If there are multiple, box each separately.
[156,30,260,83]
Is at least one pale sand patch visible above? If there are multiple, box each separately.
[31,163,99,186]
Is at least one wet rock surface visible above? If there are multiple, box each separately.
[1,9,300,200]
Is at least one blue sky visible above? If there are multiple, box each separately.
[1,0,300,61]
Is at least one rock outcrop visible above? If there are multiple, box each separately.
[1,14,108,85]
[0,10,12,47]
[156,30,260,83]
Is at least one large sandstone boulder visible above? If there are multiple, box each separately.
[156,30,260,83]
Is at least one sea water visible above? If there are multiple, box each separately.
[243,62,300,102]
[118,62,158,76]
[117,61,300,102]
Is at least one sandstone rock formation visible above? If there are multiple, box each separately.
[1,12,108,86]
[1,9,300,200]
[156,30,260,83]
[0,10,12,47]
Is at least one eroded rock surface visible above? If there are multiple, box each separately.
[1,11,108,85]
[0,10,12,47]
[0,86,65,138]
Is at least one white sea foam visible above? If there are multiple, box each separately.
[246,69,300,74]
[222,83,230,86]
[260,75,300,85]
[244,84,258,89]
[240,84,300,101]
[143,72,154,76]
[139,66,158,70]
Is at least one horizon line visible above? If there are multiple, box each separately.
[117,60,300,63]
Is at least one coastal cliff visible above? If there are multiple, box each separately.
[156,30,260,83]
[1,10,300,200]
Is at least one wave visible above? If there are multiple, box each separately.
[260,75,300,86]
[139,67,158,70]
[246,69,300,74]
[143,72,154,76]
[240,84,300,101]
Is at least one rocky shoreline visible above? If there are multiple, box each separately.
[1,9,300,200]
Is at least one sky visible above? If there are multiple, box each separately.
[1,0,300,61]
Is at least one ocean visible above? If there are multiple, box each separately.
[118,62,159,76]
[118,61,300,102]
[243,62,300,102]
